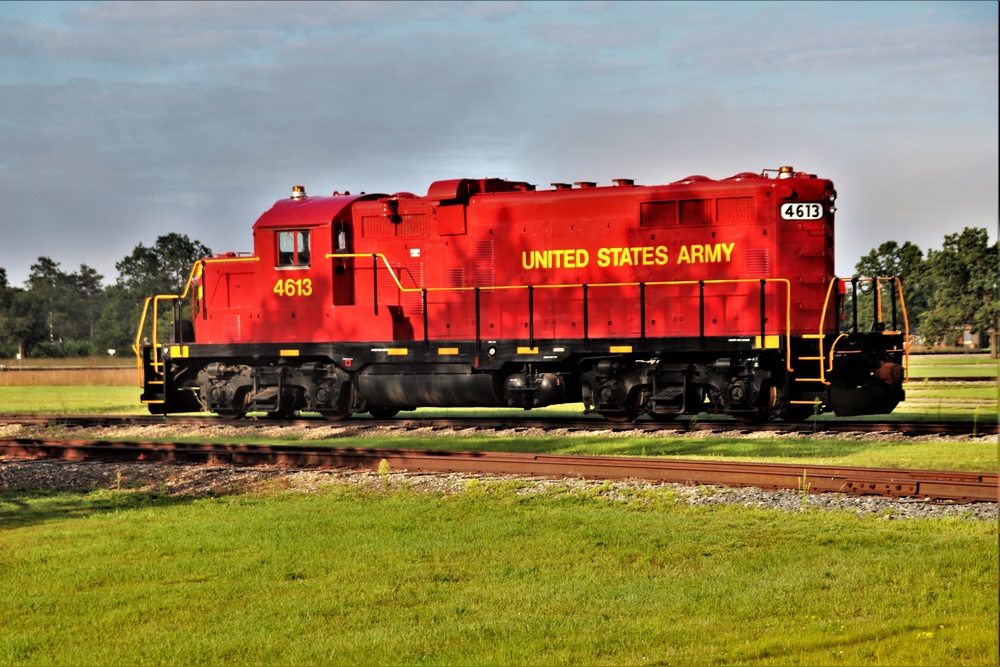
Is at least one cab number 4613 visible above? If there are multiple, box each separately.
[274,277,313,297]
[780,203,824,220]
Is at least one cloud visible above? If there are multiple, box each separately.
[0,0,995,286]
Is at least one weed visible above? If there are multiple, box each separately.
[378,458,391,484]
[797,471,812,509]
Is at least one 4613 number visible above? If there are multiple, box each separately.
[780,203,824,220]
[273,277,313,297]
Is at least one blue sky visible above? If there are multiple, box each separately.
[1,0,996,285]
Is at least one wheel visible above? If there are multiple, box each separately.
[368,406,399,419]
[216,389,248,420]
[732,384,777,424]
[599,407,638,423]
[319,383,353,421]
[319,410,351,422]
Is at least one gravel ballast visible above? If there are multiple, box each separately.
[1,458,995,522]
[1,422,995,521]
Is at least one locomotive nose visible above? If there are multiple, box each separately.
[874,362,905,385]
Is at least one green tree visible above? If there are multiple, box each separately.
[97,234,212,352]
[919,228,999,356]
[25,256,71,345]
[21,259,106,355]
[847,240,930,335]
[0,285,46,359]
[117,233,211,297]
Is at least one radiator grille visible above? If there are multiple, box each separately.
[361,213,428,238]
[679,199,713,225]
[717,196,754,224]
[639,201,678,227]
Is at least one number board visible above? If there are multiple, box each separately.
[780,203,824,220]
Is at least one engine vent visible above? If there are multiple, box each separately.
[361,213,428,238]
[639,201,678,227]
[474,240,495,286]
[717,196,755,224]
[745,248,771,277]
[402,261,424,314]
[679,199,713,225]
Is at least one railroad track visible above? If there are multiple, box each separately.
[0,413,996,436]
[1,438,995,503]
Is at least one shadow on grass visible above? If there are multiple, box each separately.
[0,489,195,531]
[307,433,869,461]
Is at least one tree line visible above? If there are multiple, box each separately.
[0,227,996,360]
[0,233,210,359]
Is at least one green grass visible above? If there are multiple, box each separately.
[1,484,996,666]
[906,355,999,379]
[0,386,145,414]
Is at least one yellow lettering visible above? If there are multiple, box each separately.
[597,248,610,267]
[641,247,653,265]
[522,248,593,270]
[690,245,704,263]
[677,245,690,264]
[705,244,722,263]
[655,245,669,265]
[721,242,735,262]
[619,248,633,266]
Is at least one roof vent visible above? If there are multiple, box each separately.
[574,181,597,189]
[551,182,572,190]
[612,178,635,187]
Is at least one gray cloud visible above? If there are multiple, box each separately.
[0,0,995,285]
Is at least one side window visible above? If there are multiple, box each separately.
[277,230,310,267]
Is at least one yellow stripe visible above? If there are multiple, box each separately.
[517,347,539,354]
[169,345,190,358]
[437,347,459,355]
[280,349,300,357]
[609,345,633,353]
[754,335,780,349]
[387,348,408,356]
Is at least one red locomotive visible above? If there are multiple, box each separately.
[136,166,909,422]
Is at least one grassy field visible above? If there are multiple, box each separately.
[1,356,997,665]
[905,354,999,379]
[0,386,144,413]
[1,483,996,666]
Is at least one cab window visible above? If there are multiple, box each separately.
[278,230,310,267]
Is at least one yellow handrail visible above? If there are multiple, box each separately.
[327,252,794,371]
[132,294,179,387]
[133,256,262,386]
[816,276,912,384]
